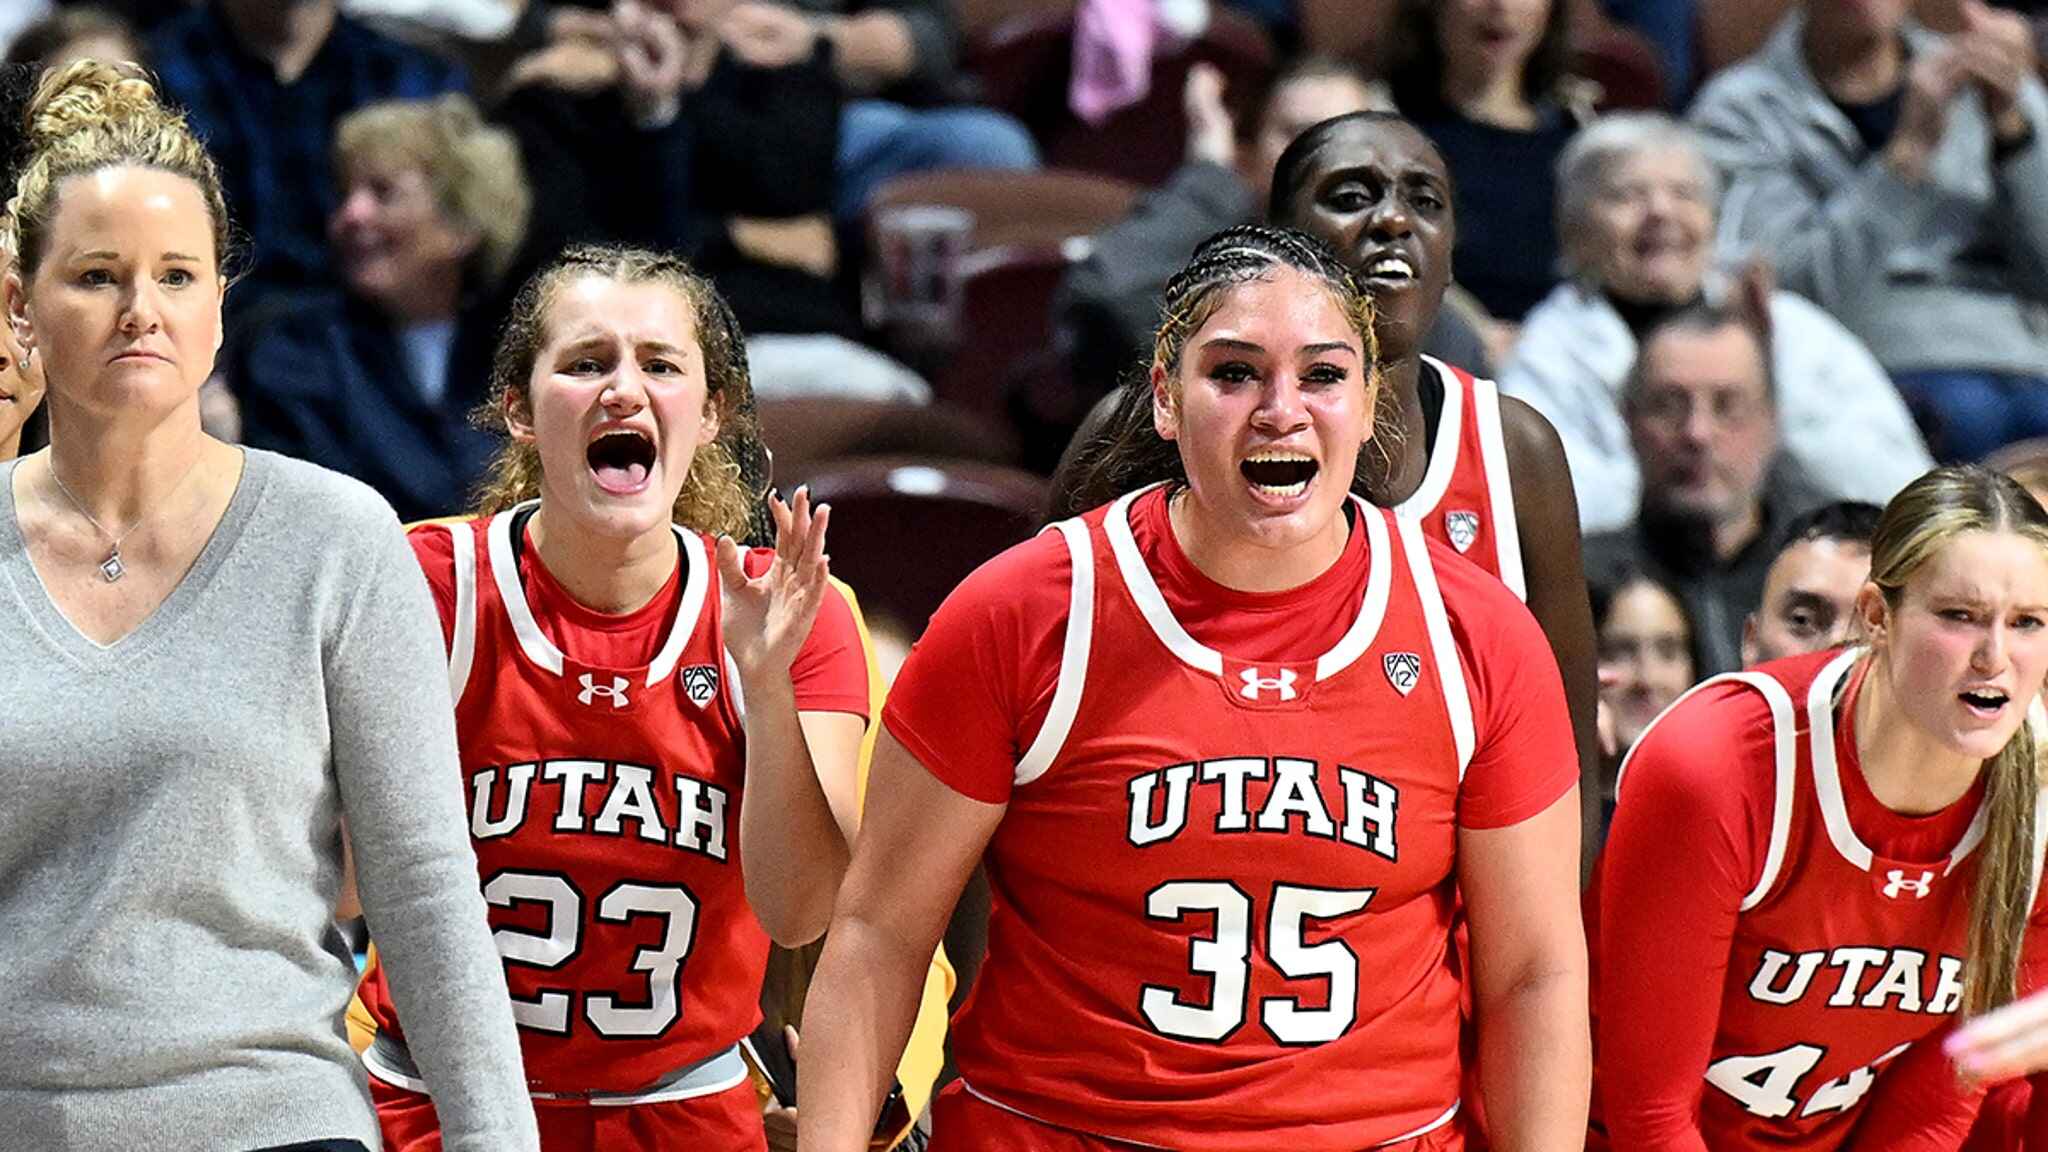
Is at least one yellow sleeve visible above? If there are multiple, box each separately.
[832,578,955,1123]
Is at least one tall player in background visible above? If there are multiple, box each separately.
[1055,111,1601,869]
[1267,110,1601,863]
[1590,465,2048,1151]
[798,226,1587,1152]
[354,245,872,1151]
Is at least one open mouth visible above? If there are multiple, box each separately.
[1959,687,2010,719]
[586,427,656,494]
[1360,251,1416,290]
[1240,452,1318,500]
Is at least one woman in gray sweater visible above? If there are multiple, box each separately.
[0,60,538,1152]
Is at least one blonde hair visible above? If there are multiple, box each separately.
[8,59,231,281]
[1866,465,2048,1017]
[474,244,760,538]
[334,94,530,290]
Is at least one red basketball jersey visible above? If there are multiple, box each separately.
[358,505,766,1096]
[1399,357,1524,600]
[938,488,1483,1150]
[1590,648,2048,1151]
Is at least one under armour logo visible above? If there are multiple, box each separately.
[1882,869,1936,900]
[1384,652,1422,696]
[1238,667,1299,702]
[680,664,720,708]
[1444,510,1480,553]
[578,673,630,709]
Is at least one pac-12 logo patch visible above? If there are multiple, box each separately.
[1383,652,1422,696]
[1444,510,1481,553]
[681,664,720,708]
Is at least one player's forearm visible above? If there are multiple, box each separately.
[797,912,930,1152]
[1477,960,1591,1151]
[738,674,849,946]
[819,11,916,93]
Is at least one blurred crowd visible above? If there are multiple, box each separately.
[5,0,2048,811]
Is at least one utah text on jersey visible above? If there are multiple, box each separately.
[1127,757,1400,862]
[470,758,732,863]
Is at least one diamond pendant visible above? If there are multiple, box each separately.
[99,549,125,584]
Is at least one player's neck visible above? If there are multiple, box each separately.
[526,504,676,616]
[1371,356,1428,506]
[1853,656,1985,816]
[1166,487,1348,594]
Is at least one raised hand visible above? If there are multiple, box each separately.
[1956,0,2039,143]
[1885,44,1972,182]
[614,0,696,126]
[720,2,820,70]
[717,487,832,680]
[1184,62,1237,170]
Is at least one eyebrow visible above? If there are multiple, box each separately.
[1778,590,1839,615]
[1319,164,1448,188]
[75,250,204,262]
[1200,337,1357,358]
[557,333,691,356]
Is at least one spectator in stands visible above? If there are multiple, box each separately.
[225,95,526,522]
[1502,113,1930,534]
[673,0,1038,219]
[3,6,143,73]
[680,0,930,402]
[491,1,703,266]
[1583,300,1825,676]
[1593,564,1693,787]
[1740,499,1880,667]
[1388,0,1582,333]
[1690,0,2048,462]
[490,2,925,402]
[151,0,467,313]
[1057,60,1494,398]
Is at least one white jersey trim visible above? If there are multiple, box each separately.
[447,521,478,704]
[1400,355,1464,521]
[957,1079,1457,1150]
[1806,647,1999,876]
[1371,1100,1463,1147]
[957,1080,1174,1150]
[1106,487,1220,676]
[485,500,710,683]
[1016,517,1094,787]
[1469,376,1526,601]
[1315,498,1394,680]
[364,1038,748,1106]
[1104,486,1394,684]
[1396,512,1474,777]
[723,648,746,724]
[649,528,711,687]
[1610,669,1800,912]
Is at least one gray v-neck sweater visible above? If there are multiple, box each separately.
[0,450,539,1151]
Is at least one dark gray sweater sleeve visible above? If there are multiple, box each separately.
[1057,161,1257,393]
[328,515,540,1151]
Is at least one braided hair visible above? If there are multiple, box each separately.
[1057,224,1388,518]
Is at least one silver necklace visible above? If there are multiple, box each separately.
[45,457,200,584]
